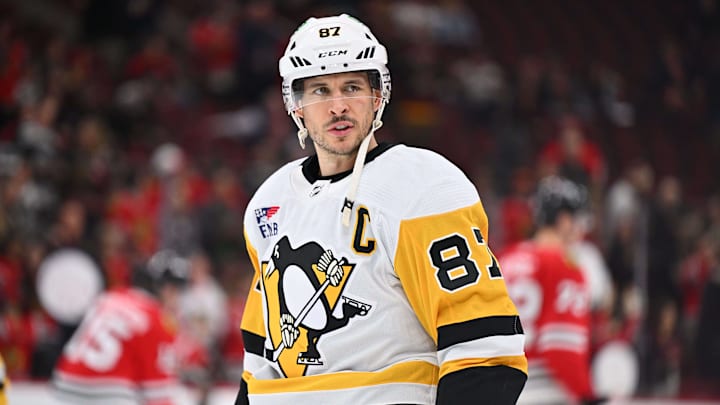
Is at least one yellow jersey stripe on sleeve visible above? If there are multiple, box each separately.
[240,230,266,339]
[440,355,528,379]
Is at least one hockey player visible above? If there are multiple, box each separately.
[498,176,603,404]
[52,249,191,405]
[235,14,527,405]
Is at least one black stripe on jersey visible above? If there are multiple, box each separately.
[437,365,526,405]
[437,315,524,350]
[242,330,266,357]
[235,379,249,405]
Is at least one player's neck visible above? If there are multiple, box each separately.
[317,153,354,176]
[316,137,378,176]
[533,228,568,248]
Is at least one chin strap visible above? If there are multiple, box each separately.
[341,129,374,226]
[291,113,309,149]
[340,101,387,227]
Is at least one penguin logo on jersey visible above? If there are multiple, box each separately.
[262,236,371,377]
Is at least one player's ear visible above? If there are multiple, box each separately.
[373,89,382,112]
[295,108,304,119]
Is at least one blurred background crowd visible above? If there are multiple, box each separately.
[0,0,719,400]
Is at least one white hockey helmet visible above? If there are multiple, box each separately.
[279,14,391,116]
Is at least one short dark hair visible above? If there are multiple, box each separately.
[533,176,588,226]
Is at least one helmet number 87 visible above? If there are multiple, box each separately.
[319,27,341,37]
[429,228,502,292]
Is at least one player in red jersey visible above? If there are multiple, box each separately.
[499,176,603,404]
[52,250,191,405]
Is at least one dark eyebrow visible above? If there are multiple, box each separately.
[305,77,367,89]
[306,81,328,89]
[343,79,366,86]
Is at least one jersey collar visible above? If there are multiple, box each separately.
[301,142,397,183]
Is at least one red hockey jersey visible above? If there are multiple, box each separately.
[52,288,185,404]
[499,241,593,404]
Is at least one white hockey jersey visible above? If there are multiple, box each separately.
[240,143,527,404]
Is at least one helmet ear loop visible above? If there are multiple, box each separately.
[290,111,308,149]
[372,97,388,131]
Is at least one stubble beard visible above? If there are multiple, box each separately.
[309,115,372,157]
[311,133,365,156]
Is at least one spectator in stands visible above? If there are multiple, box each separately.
[647,176,684,311]
[187,2,239,98]
[604,159,654,291]
[152,143,209,255]
[450,45,507,124]
[538,114,606,191]
[646,296,683,396]
[693,235,720,397]
[125,34,177,81]
[180,252,229,357]
[198,165,247,270]
[498,166,535,249]
[177,251,228,404]
[679,233,717,342]
[234,1,286,103]
[99,222,132,289]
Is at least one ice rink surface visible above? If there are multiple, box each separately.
[8,382,237,405]
[7,382,719,405]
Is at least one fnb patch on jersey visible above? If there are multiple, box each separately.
[255,206,280,238]
[255,206,280,224]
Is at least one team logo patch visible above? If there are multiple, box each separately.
[255,206,280,238]
[262,236,371,377]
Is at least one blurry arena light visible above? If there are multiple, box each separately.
[36,248,104,324]
[592,340,640,399]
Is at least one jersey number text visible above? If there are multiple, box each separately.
[429,228,502,292]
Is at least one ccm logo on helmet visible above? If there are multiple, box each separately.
[318,49,348,58]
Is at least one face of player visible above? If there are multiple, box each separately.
[158,283,184,314]
[295,72,381,174]
[556,211,577,245]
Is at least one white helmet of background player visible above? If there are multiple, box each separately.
[533,175,589,227]
[279,13,392,149]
